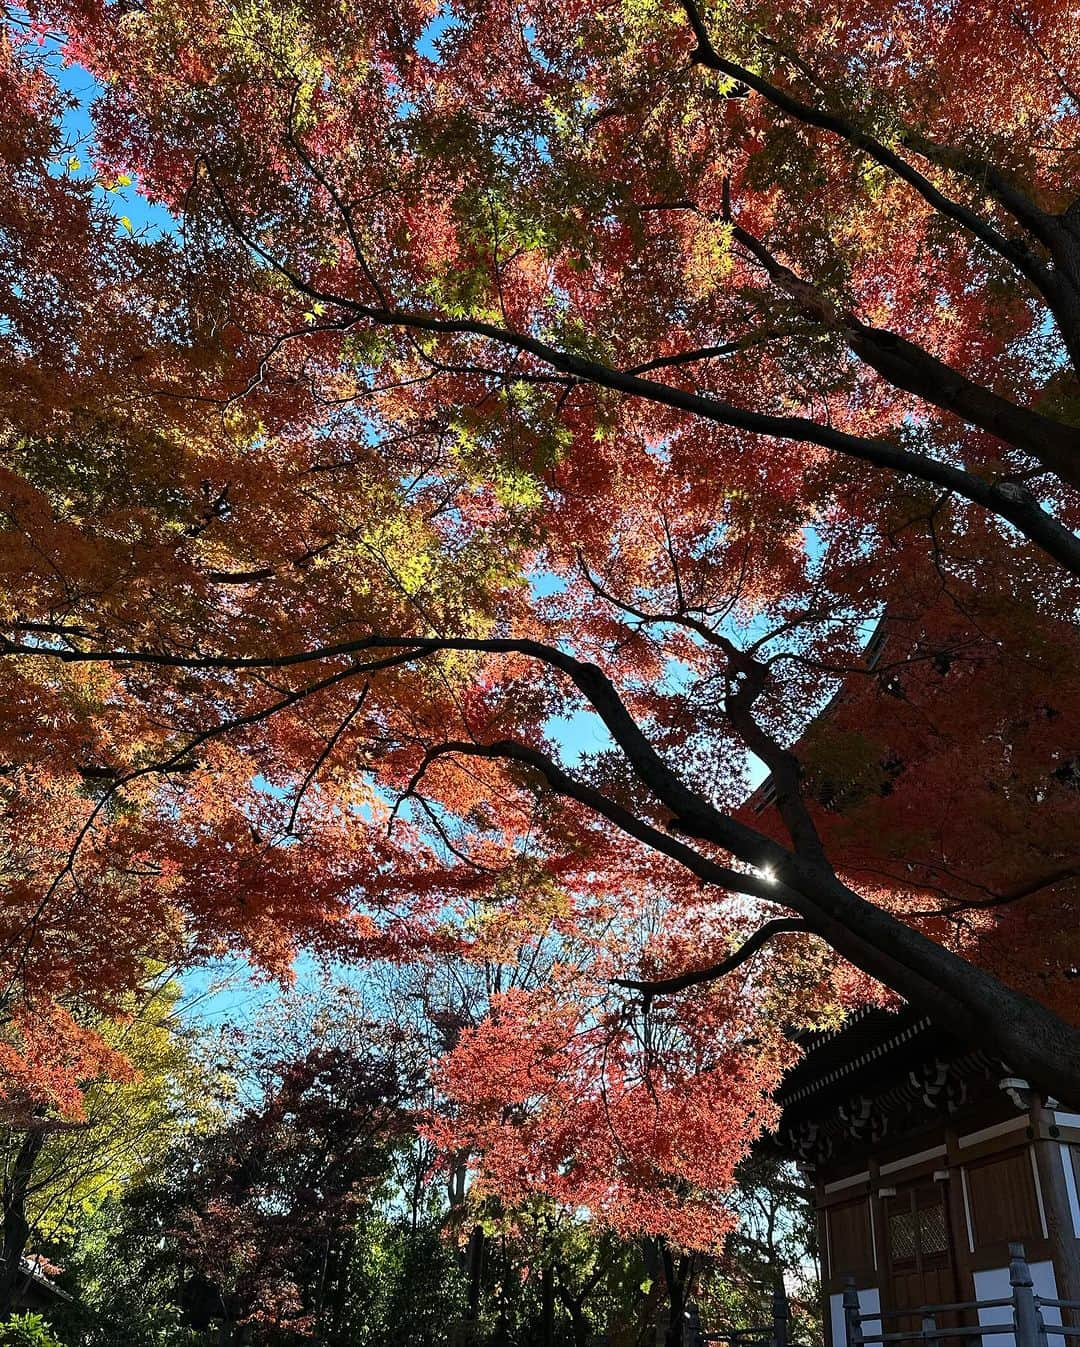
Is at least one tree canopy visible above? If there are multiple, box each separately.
[0,0,1078,1247]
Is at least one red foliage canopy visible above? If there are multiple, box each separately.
[0,0,1078,1236]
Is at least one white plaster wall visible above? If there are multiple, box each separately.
[973,1261,1064,1347]
[829,1286,881,1347]
[1059,1144,1080,1238]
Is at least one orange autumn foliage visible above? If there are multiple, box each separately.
[0,0,1076,1238]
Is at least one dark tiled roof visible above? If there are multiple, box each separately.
[777,1004,965,1118]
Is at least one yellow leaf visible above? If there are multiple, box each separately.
[119,216,133,233]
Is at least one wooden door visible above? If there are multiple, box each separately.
[884,1181,958,1330]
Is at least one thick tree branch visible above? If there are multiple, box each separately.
[898,131,1063,249]
[387,728,1080,1106]
[9,612,1080,1096]
[400,738,784,903]
[755,31,1067,252]
[193,156,1080,573]
[730,221,1080,486]
[208,209,1080,574]
[0,629,788,861]
[612,918,811,996]
[676,2,1049,282]
[676,0,1080,367]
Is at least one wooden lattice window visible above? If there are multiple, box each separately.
[885,1186,949,1274]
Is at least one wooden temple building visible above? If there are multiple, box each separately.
[774,1006,1080,1347]
[732,604,1080,1347]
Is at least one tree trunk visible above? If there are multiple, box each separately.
[0,1127,46,1315]
[555,1282,593,1347]
[542,1261,555,1347]
[691,660,1080,1106]
[466,1224,484,1322]
[771,853,1080,1103]
[570,1301,591,1347]
[660,1241,688,1347]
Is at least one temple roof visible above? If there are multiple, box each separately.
[777,1005,936,1110]
[773,1004,1003,1166]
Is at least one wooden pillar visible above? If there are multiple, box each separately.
[1031,1099,1080,1301]
[946,1125,974,1294]
[814,1170,833,1347]
[867,1155,886,1307]
[943,1123,975,1301]
[1010,1242,1049,1347]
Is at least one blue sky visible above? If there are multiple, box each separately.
[52,52,175,236]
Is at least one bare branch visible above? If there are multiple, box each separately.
[284,684,370,835]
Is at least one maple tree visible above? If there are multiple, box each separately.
[0,0,1079,1246]
[112,1032,415,1341]
[0,976,216,1313]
